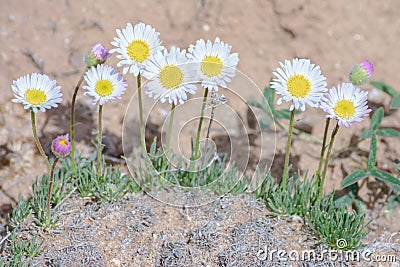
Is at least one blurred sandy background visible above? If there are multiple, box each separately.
[1,0,400,210]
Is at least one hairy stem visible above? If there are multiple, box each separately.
[282,109,295,190]
[97,104,103,178]
[193,89,209,160]
[31,110,51,173]
[70,67,88,175]
[137,74,146,152]
[319,122,340,199]
[316,118,331,178]
[47,158,59,220]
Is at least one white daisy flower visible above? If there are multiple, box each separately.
[188,37,239,92]
[143,47,198,105]
[110,22,163,76]
[320,82,371,127]
[83,64,127,105]
[11,73,62,113]
[270,58,327,111]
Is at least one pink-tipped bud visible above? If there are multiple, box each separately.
[349,61,374,86]
[51,134,71,158]
[85,43,110,68]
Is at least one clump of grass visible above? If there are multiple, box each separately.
[258,172,318,217]
[130,139,250,197]
[2,155,139,261]
[0,229,42,267]
[30,158,73,230]
[307,193,369,250]
[256,171,368,250]
[9,195,31,228]
[75,159,137,203]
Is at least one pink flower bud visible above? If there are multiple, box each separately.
[85,43,110,68]
[349,61,373,86]
[51,134,71,158]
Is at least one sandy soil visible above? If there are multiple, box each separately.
[1,0,400,265]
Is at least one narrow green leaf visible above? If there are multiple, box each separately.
[370,107,384,131]
[390,94,400,109]
[371,168,400,186]
[268,88,275,109]
[376,128,400,137]
[264,81,275,110]
[360,129,372,139]
[264,84,276,112]
[367,135,377,171]
[260,117,273,130]
[247,100,265,110]
[275,109,292,119]
[263,86,271,100]
[263,85,273,101]
[274,109,301,119]
[370,81,398,97]
[341,170,368,189]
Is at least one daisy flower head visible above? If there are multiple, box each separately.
[320,82,371,127]
[143,47,198,105]
[110,22,163,76]
[187,37,239,92]
[11,73,62,113]
[83,64,127,105]
[270,58,327,111]
[51,134,72,158]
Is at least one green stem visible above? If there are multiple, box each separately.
[47,158,59,220]
[97,104,103,178]
[137,74,146,152]
[70,67,88,176]
[316,118,331,178]
[31,110,51,173]
[193,89,209,160]
[282,109,295,190]
[319,122,340,200]
[166,103,176,151]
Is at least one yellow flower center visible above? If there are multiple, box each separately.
[334,100,355,119]
[95,80,114,97]
[201,56,223,77]
[59,139,68,147]
[26,89,47,105]
[287,75,311,98]
[127,40,150,63]
[159,65,183,89]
